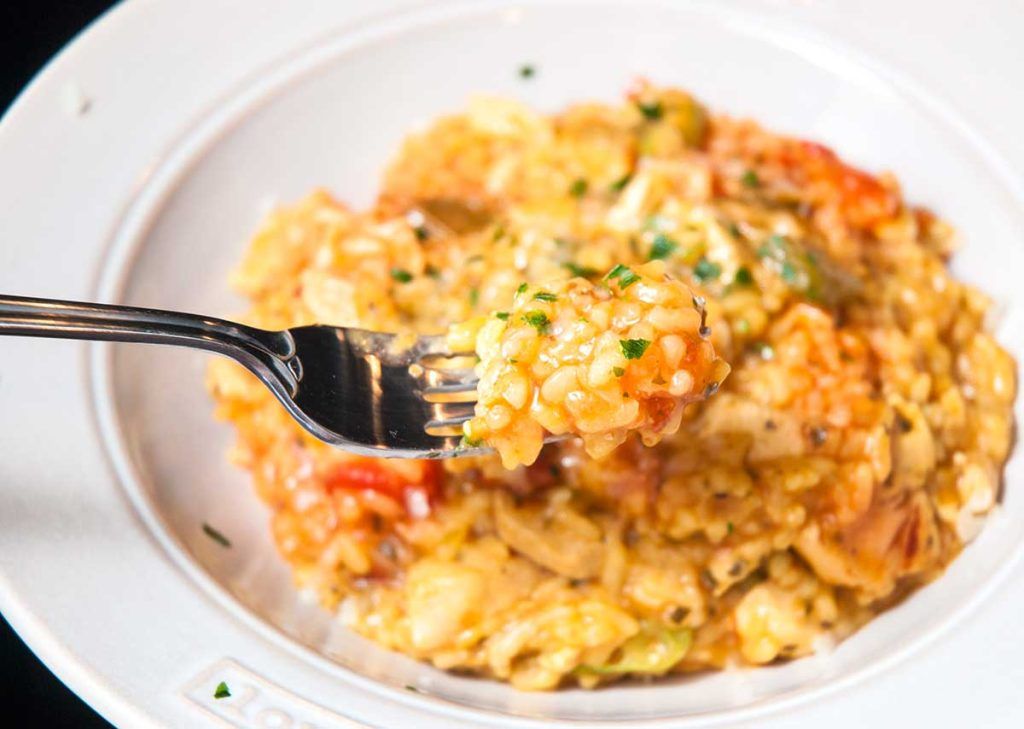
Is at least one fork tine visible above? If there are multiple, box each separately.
[420,381,478,405]
[424,419,473,435]
[422,381,477,394]
[421,369,477,387]
[424,400,476,434]
[429,401,476,420]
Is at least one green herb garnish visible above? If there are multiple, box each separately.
[522,310,551,334]
[741,169,760,188]
[516,282,529,297]
[569,178,589,198]
[532,291,558,302]
[606,263,630,280]
[613,367,626,377]
[620,338,651,360]
[606,264,639,289]
[693,258,722,282]
[648,233,679,261]
[390,268,413,283]
[727,521,735,535]
[610,173,632,192]
[468,287,479,307]
[563,262,598,278]
[519,64,536,79]
[619,270,640,288]
[202,523,231,548]
[214,682,231,699]
[413,225,429,241]
[732,266,754,286]
[460,434,484,448]
[495,311,510,320]
[637,100,664,120]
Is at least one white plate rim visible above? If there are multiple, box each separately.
[2,1,1024,727]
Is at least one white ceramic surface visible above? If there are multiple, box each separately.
[2,1,1024,727]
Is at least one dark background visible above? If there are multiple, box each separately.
[2,2,119,726]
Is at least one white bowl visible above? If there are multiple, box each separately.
[3,1,1024,727]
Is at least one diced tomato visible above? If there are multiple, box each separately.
[789,141,898,229]
[324,459,443,517]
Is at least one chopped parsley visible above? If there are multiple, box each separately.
[648,233,679,261]
[569,178,589,198]
[605,264,639,289]
[214,682,231,699]
[532,291,558,302]
[412,225,429,241]
[741,169,760,188]
[522,310,551,334]
[390,268,413,283]
[609,173,632,192]
[202,523,231,548]
[618,270,640,288]
[495,311,510,320]
[620,338,651,360]
[519,64,536,79]
[460,434,484,448]
[732,266,754,286]
[469,287,479,307]
[606,263,630,279]
[727,521,735,535]
[613,366,626,377]
[636,100,664,120]
[563,262,598,278]
[693,258,722,283]
[516,282,529,297]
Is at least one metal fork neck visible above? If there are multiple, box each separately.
[0,294,300,395]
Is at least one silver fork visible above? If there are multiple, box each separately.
[0,295,483,458]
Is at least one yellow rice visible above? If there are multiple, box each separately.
[450,264,729,468]
[207,83,1016,689]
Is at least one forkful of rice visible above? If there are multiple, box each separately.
[0,260,726,462]
[445,260,730,467]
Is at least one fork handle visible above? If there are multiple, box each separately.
[0,294,300,394]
